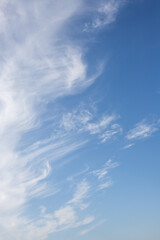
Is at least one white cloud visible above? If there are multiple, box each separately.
[126,120,159,140]
[67,166,89,181]
[54,205,77,226]
[105,159,119,169]
[61,108,121,140]
[98,179,113,190]
[122,143,135,149]
[0,180,94,240]
[93,168,108,180]
[99,123,122,143]
[60,109,93,131]
[92,159,119,190]
[68,180,90,209]
[80,219,106,235]
[84,0,123,31]
[92,159,119,179]
[86,115,116,134]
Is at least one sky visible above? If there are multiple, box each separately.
[0,0,160,239]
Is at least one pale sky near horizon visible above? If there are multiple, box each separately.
[0,0,160,239]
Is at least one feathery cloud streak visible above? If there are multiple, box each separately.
[126,119,159,140]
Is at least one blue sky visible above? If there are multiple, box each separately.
[0,0,160,239]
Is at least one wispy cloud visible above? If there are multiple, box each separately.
[80,219,106,235]
[92,159,119,190]
[67,166,89,182]
[68,180,90,209]
[92,159,119,178]
[99,123,122,143]
[86,115,116,134]
[98,179,113,190]
[84,0,124,31]
[126,119,159,140]
[60,108,121,142]
[122,143,135,149]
